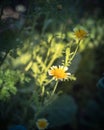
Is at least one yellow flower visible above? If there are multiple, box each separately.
[36,118,49,130]
[73,28,88,40]
[48,65,71,81]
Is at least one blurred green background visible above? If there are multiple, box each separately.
[0,0,104,130]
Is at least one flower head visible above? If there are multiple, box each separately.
[48,65,71,81]
[1,7,19,20]
[15,5,26,13]
[36,118,49,130]
[73,27,88,40]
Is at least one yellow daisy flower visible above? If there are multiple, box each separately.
[36,118,49,130]
[48,65,71,81]
[73,28,88,40]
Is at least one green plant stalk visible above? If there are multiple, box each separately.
[40,85,46,106]
[64,47,71,67]
[41,85,45,96]
[45,51,59,73]
[41,78,54,98]
[44,35,58,66]
[43,78,54,86]
[44,47,51,66]
[51,81,58,96]
[70,40,81,62]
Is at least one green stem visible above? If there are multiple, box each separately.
[51,81,58,96]
[41,85,45,96]
[46,52,58,71]
[70,40,81,62]
[44,78,54,86]
[41,78,54,97]
[44,35,59,67]
[40,85,45,105]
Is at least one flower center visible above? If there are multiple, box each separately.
[51,68,67,79]
[75,29,87,39]
[38,121,47,128]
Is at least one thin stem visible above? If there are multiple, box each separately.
[41,78,54,97]
[51,81,58,96]
[40,85,45,105]
[70,40,81,62]
[44,47,51,65]
[46,51,58,72]
[41,85,45,96]
[44,78,54,86]
[44,35,59,66]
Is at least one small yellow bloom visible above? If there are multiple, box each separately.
[73,28,88,40]
[48,65,71,81]
[36,118,49,130]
